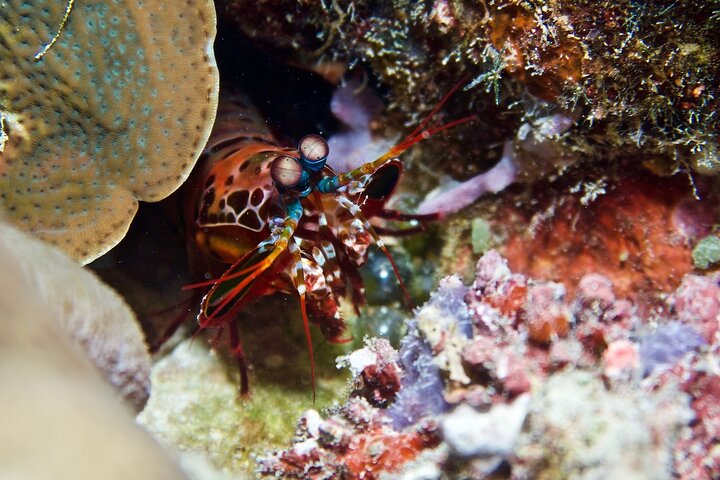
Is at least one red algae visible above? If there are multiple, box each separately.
[500,174,713,306]
[487,5,584,102]
[521,283,572,344]
[257,399,440,479]
[343,425,440,478]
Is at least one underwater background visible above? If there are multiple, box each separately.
[2,0,720,478]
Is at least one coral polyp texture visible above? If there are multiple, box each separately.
[0,0,219,263]
[259,251,720,479]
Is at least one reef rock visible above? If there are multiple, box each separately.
[258,250,713,478]
[0,219,150,408]
[0,221,186,479]
[516,370,689,480]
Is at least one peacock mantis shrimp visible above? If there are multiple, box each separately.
[181,81,474,399]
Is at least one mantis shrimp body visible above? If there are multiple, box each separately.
[185,84,473,398]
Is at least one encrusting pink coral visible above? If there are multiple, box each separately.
[603,339,639,377]
[260,250,718,479]
[670,274,720,342]
[670,342,720,479]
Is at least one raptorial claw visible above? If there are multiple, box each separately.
[177,78,475,399]
[187,198,305,327]
[200,244,279,325]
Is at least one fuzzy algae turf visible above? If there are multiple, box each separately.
[225,0,720,182]
[692,235,720,270]
[138,337,349,476]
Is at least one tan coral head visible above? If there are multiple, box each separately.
[0,0,220,263]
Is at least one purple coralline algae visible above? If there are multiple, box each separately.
[260,250,720,478]
[326,81,394,174]
[639,322,706,377]
[417,142,517,215]
[388,322,449,430]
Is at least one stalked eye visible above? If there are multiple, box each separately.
[298,134,329,166]
[270,155,303,187]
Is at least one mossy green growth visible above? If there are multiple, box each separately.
[471,218,492,254]
[692,235,720,270]
[138,339,348,476]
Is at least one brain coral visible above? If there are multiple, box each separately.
[0,0,219,263]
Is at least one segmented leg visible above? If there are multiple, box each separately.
[309,191,367,312]
[369,208,442,237]
[180,200,304,396]
[228,319,250,395]
[298,193,361,334]
[35,0,75,61]
[325,232,367,313]
[317,78,477,194]
[288,241,316,401]
[377,208,441,223]
[332,193,414,309]
[308,193,350,294]
[188,198,304,324]
[148,293,202,353]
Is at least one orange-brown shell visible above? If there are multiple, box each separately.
[184,91,411,345]
[187,94,292,262]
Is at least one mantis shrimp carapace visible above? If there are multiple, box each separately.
[182,81,474,399]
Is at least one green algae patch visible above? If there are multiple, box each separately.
[692,235,720,270]
[471,218,492,254]
[138,339,348,477]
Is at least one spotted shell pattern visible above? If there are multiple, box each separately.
[187,93,378,339]
[198,153,279,233]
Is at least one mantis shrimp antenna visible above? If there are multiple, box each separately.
[332,193,415,310]
[317,77,477,194]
